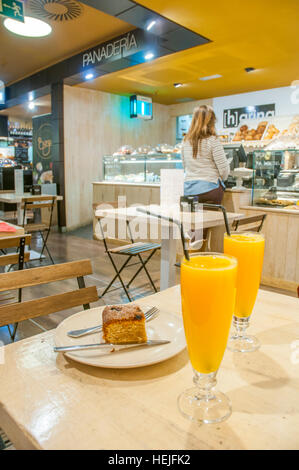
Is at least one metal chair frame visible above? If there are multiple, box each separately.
[98,218,160,302]
[136,204,232,265]
[22,196,56,264]
[232,213,267,233]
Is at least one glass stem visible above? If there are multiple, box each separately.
[233,315,250,339]
[193,370,217,401]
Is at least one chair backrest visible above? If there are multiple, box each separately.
[94,201,129,245]
[93,201,119,212]
[201,203,231,235]
[22,195,56,227]
[0,234,31,267]
[232,214,266,233]
[0,259,99,328]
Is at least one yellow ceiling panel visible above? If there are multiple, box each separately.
[80,0,299,104]
[140,68,198,85]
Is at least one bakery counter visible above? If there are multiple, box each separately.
[92,182,251,250]
[240,205,299,293]
[93,181,250,211]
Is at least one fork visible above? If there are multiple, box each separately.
[67,306,159,338]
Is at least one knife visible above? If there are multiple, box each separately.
[54,339,170,353]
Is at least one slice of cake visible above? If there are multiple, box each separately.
[102,305,147,344]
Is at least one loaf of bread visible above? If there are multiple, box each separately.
[102,305,147,344]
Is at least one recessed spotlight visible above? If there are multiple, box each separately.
[144,52,155,61]
[199,74,222,81]
[146,20,156,31]
[28,92,34,102]
[85,73,94,80]
[174,83,183,88]
[246,106,255,111]
[4,16,52,38]
[245,67,255,73]
[28,102,35,110]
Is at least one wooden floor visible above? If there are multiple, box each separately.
[0,226,164,345]
[0,225,296,345]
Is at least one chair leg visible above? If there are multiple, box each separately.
[7,323,18,342]
[126,250,158,292]
[39,231,55,264]
[101,253,133,302]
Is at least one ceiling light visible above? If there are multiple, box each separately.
[144,52,155,61]
[28,102,35,110]
[28,92,34,101]
[174,83,183,88]
[245,67,255,73]
[85,73,94,80]
[146,20,156,31]
[199,74,222,81]
[4,16,52,37]
[246,106,255,111]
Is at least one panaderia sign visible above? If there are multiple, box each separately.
[82,31,139,68]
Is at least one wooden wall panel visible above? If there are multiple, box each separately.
[63,85,172,230]
[242,207,299,292]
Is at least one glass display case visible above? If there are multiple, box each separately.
[0,137,16,167]
[252,149,299,208]
[103,153,183,184]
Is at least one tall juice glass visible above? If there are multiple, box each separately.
[224,232,265,352]
[178,252,238,424]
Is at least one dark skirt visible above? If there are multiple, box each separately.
[195,185,224,205]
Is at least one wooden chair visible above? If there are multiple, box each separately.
[22,195,57,264]
[0,259,99,341]
[0,234,31,273]
[0,234,31,340]
[232,214,267,233]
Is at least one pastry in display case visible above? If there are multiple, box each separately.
[264,124,280,140]
[233,121,267,142]
[252,149,299,208]
[113,145,135,156]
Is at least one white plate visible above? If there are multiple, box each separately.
[54,305,186,369]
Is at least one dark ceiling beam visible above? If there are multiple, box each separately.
[1,0,211,110]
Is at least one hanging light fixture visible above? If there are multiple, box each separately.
[4,16,52,38]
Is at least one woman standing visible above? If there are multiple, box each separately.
[182,105,230,204]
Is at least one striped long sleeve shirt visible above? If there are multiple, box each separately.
[181,136,230,184]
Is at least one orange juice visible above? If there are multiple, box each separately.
[224,232,265,318]
[181,254,237,374]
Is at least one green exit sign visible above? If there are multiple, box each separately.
[0,0,24,22]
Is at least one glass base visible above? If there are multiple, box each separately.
[227,315,260,353]
[227,333,260,353]
[178,387,232,424]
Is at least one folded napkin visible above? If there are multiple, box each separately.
[0,222,17,233]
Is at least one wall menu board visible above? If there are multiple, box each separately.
[32,114,54,185]
[15,146,28,162]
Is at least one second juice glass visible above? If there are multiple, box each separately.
[224,232,265,352]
